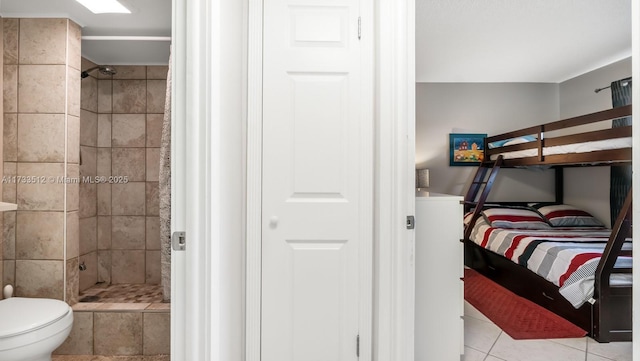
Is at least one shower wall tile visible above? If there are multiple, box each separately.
[146,216,160,250]
[67,66,81,117]
[113,80,147,113]
[18,65,66,113]
[97,216,112,250]
[98,250,111,283]
[55,310,93,355]
[146,114,163,147]
[112,182,146,216]
[67,115,80,164]
[79,217,97,255]
[80,145,97,176]
[3,18,19,65]
[94,312,143,355]
[3,212,16,259]
[3,162,17,203]
[66,257,79,304]
[146,182,159,216]
[97,114,112,147]
[82,58,97,75]
[19,18,67,65]
[17,113,66,162]
[79,183,97,218]
[67,21,82,71]
[67,164,80,212]
[98,80,113,113]
[4,64,18,112]
[80,110,98,146]
[112,148,145,181]
[143,312,170,355]
[147,66,169,80]
[112,216,146,250]
[146,80,167,113]
[112,114,146,147]
[145,250,160,284]
[97,183,112,215]
[16,162,65,211]
[3,113,17,162]
[112,66,147,80]
[15,259,64,299]
[81,76,98,112]
[111,250,145,284]
[3,260,15,287]
[67,211,80,259]
[97,148,112,176]
[79,251,98,291]
[146,148,160,182]
[16,211,64,260]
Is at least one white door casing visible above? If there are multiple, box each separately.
[261,0,373,360]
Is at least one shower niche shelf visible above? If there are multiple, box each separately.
[0,202,17,212]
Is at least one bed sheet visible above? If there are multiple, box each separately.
[489,137,632,161]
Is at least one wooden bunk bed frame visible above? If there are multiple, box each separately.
[463,105,632,343]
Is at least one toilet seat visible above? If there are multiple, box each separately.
[0,297,71,338]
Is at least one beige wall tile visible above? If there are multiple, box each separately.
[15,260,63,299]
[97,216,112,250]
[19,65,66,113]
[17,113,66,162]
[3,18,19,65]
[146,148,160,182]
[113,80,147,113]
[111,250,145,284]
[79,251,97,291]
[3,113,17,162]
[145,250,160,284]
[16,211,64,260]
[112,216,145,250]
[98,250,111,283]
[112,66,147,80]
[80,146,97,177]
[81,76,98,112]
[146,182,159,216]
[94,312,143,355]
[3,212,16,259]
[81,58,97,74]
[4,64,18,112]
[16,162,65,211]
[146,216,160,250]
[67,65,81,117]
[146,80,166,113]
[97,183,112,215]
[147,66,169,80]
[143,312,170,355]
[80,110,98,146]
[67,165,80,212]
[97,147,112,177]
[112,182,146,216]
[54,311,93,355]
[112,114,146,147]
[65,257,79,305]
[67,115,80,164]
[3,260,15,287]
[66,211,79,259]
[79,216,97,256]
[98,79,113,113]
[79,183,97,218]
[97,114,112,147]
[113,148,145,181]
[3,162,17,203]
[67,21,82,71]
[19,18,67,64]
[146,113,163,147]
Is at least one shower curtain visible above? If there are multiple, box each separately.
[609,78,632,225]
[160,54,172,301]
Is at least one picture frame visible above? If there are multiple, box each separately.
[449,133,486,166]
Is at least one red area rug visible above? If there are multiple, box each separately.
[464,268,587,340]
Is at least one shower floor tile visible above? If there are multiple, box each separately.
[79,283,165,303]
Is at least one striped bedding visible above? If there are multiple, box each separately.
[468,216,632,308]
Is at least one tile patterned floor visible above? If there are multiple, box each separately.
[52,356,169,361]
[79,284,165,304]
[464,301,632,361]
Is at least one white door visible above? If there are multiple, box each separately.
[261,0,372,360]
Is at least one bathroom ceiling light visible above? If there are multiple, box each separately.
[75,0,131,14]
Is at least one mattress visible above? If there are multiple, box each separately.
[489,137,632,161]
[468,216,632,308]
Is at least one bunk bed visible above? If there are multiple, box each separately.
[463,105,632,343]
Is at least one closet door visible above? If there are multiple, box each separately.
[261,0,372,360]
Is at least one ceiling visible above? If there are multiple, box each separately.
[0,0,632,82]
[0,0,171,66]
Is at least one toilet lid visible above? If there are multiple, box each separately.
[0,297,71,338]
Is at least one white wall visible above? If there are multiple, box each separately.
[415,83,559,200]
[559,57,631,227]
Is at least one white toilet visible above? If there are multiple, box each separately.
[0,297,74,361]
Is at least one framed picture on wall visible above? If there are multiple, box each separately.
[449,133,486,166]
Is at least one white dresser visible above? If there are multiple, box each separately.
[415,193,464,361]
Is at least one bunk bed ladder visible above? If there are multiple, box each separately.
[463,155,504,240]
